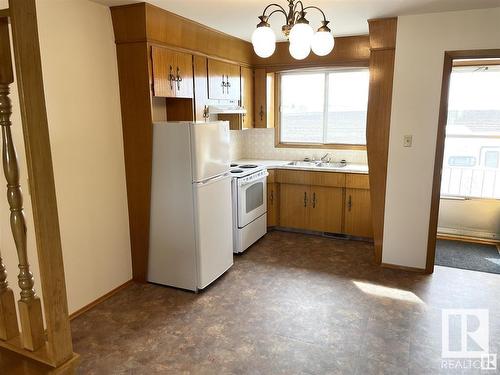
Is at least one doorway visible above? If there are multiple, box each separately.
[427,50,500,274]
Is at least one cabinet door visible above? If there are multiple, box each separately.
[207,59,227,100]
[344,188,373,238]
[151,46,176,97]
[193,55,209,121]
[174,51,194,98]
[267,183,279,227]
[241,66,254,129]
[226,63,241,101]
[308,186,343,233]
[279,184,309,229]
[254,68,267,127]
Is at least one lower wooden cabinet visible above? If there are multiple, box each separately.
[267,182,279,227]
[272,169,372,238]
[344,188,373,238]
[279,184,308,229]
[279,184,343,233]
[308,186,343,233]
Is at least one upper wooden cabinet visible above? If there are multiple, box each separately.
[241,66,254,129]
[151,46,193,98]
[254,69,275,128]
[207,59,240,101]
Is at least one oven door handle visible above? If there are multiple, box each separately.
[239,172,269,187]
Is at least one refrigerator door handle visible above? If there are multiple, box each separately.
[194,173,231,186]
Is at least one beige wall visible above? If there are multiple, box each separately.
[438,199,500,240]
[1,0,131,314]
[382,7,500,269]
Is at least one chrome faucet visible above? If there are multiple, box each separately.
[320,153,331,163]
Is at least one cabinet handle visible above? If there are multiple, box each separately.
[221,75,226,94]
[176,66,182,91]
[304,192,307,208]
[259,105,264,121]
[226,75,230,94]
[203,105,209,120]
[270,190,273,203]
[348,195,352,212]
[312,192,316,208]
[169,65,175,90]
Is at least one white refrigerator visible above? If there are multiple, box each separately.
[148,121,233,291]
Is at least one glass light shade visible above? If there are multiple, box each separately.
[289,41,310,60]
[311,30,335,56]
[251,26,276,58]
[289,22,314,45]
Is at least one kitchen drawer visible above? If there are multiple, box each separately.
[345,174,369,189]
[276,169,345,188]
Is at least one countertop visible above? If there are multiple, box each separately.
[233,159,369,175]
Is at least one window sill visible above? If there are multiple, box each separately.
[275,142,367,151]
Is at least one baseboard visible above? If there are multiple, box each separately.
[437,233,500,246]
[381,262,426,273]
[437,227,498,242]
[69,279,134,321]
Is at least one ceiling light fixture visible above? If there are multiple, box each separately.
[252,0,334,60]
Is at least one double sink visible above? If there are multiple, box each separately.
[287,160,348,169]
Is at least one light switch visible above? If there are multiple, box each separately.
[403,135,412,147]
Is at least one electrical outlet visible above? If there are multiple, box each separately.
[403,135,412,147]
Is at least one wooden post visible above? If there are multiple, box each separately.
[0,16,19,344]
[0,18,45,350]
[8,0,74,365]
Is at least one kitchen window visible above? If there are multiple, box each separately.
[277,68,369,148]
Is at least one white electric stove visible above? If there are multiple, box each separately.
[230,163,268,253]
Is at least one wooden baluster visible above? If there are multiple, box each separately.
[0,16,44,352]
[0,13,19,345]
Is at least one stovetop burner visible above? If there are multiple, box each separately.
[230,169,243,174]
[239,164,258,169]
[230,163,239,167]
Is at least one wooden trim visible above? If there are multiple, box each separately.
[425,49,500,274]
[275,142,367,150]
[253,36,370,68]
[366,18,397,266]
[436,233,499,246]
[381,263,426,273]
[453,59,500,67]
[111,3,254,65]
[69,280,133,321]
[9,0,73,365]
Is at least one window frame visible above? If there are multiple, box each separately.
[274,67,369,150]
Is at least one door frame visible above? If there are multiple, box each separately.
[425,49,500,273]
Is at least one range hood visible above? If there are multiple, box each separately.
[208,104,247,115]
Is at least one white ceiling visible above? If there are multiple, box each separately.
[92,0,500,40]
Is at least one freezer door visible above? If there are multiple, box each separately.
[193,174,234,289]
[190,122,230,182]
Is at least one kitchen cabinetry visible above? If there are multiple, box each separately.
[274,169,372,238]
[344,175,373,238]
[254,68,275,128]
[151,46,193,98]
[208,59,240,101]
[241,66,254,128]
[266,170,279,227]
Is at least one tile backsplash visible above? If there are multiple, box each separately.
[230,128,367,164]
